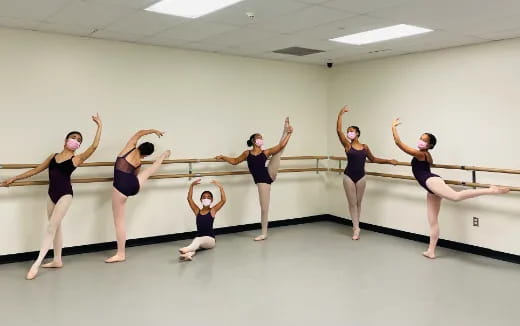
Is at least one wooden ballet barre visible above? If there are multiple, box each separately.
[328,157,520,175]
[3,168,329,187]
[0,155,329,170]
[329,168,520,192]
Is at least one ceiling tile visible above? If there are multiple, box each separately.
[45,0,135,29]
[295,0,330,4]
[474,28,520,41]
[35,21,94,36]
[250,5,356,34]
[386,30,487,53]
[321,0,414,14]
[200,0,309,27]
[85,0,158,10]
[294,14,397,40]
[200,27,279,47]
[370,0,520,30]
[0,0,70,20]
[103,10,188,37]
[91,29,143,42]
[146,21,238,42]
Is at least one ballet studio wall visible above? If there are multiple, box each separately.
[327,38,520,255]
[0,27,329,256]
[1,26,519,257]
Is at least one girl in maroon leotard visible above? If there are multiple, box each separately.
[392,118,509,259]
[1,114,102,280]
[337,106,397,240]
[216,118,293,241]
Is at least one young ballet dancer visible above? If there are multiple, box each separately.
[105,129,171,263]
[391,118,509,259]
[1,113,102,280]
[216,117,293,241]
[179,179,226,261]
[337,106,397,240]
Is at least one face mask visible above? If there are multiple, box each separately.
[66,138,81,151]
[201,199,212,207]
[417,140,428,150]
[255,139,264,147]
[347,132,357,140]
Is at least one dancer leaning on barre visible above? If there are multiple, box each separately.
[105,129,171,263]
[179,179,226,261]
[337,106,397,240]
[216,117,293,241]
[1,114,102,280]
[391,118,509,259]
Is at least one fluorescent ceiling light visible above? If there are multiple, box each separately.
[331,24,433,45]
[145,0,245,19]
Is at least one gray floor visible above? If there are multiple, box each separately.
[1,222,519,326]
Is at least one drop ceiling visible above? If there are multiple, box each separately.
[2,0,520,65]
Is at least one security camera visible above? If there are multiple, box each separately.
[326,60,333,68]
[246,12,255,19]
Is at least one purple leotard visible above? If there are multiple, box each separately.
[246,151,273,184]
[196,211,215,238]
[48,154,76,204]
[411,157,440,194]
[344,146,367,183]
[113,148,141,197]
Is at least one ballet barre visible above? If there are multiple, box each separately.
[328,156,520,175]
[2,168,329,187]
[329,157,520,192]
[0,155,330,187]
[2,156,519,191]
[0,155,329,169]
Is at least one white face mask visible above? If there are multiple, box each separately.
[201,199,212,207]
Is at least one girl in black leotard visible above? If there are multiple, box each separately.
[392,118,509,259]
[337,106,397,240]
[216,117,293,241]
[1,113,102,280]
[179,179,226,261]
[105,129,171,263]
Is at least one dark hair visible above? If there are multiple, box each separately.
[138,142,155,156]
[246,133,258,147]
[425,133,437,149]
[66,131,83,142]
[348,126,361,137]
[200,191,213,200]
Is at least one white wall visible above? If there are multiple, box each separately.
[0,28,329,256]
[327,39,520,255]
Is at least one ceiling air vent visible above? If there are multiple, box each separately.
[273,47,324,56]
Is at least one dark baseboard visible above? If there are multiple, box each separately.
[325,214,520,265]
[0,214,328,265]
[1,214,518,265]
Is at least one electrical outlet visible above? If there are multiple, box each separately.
[473,217,479,227]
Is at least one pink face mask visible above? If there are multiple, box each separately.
[347,132,357,140]
[66,138,81,151]
[255,139,264,147]
[417,140,428,150]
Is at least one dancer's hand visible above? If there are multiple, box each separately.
[154,130,165,138]
[340,106,349,114]
[287,126,294,134]
[215,155,224,161]
[389,159,398,165]
[92,113,102,126]
[191,178,202,186]
[392,118,402,128]
[1,177,16,187]
[162,150,171,159]
[211,180,223,188]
